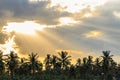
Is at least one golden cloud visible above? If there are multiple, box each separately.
[84,30,103,38]
[113,11,120,18]
[59,17,78,26]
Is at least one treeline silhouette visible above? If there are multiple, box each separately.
[0,50,120,80]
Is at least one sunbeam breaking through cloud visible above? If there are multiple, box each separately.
[0,0,120,63]
[0,35,18,54]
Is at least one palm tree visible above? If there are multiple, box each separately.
[76,58,81,67]
[95,58,101,67]
[50,55,61,74]
[17,57,30,75]
[109,59,117,77]
[110,59,117,70]
[101,51,113,79]
[0,51,5,74]
[87,56,93,65]
[28,52,43,75]
[83,57,87,65]
[75,58,81,78]
[93,58,102,76]
[6,51,19,80]
[44,54,52,71]
[51,55,58,69]
[57,51,71,70]
[80,57,88,79]
[87,56,93,73]
[82,56,93,79]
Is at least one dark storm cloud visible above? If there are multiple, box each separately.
[0,0,70,25]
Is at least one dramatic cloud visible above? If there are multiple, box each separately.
[0,0,120,62]
[0,0,70,25]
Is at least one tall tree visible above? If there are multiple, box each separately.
[57,51,71,70]
[6,51,19,80]
[93,58,102,76]
[101,51,113,79]
[28,52,42,75]
[83,57,87,65]
[76,58,81,67]
[17,58,30,75]
[87,56,93,73]
[51,55,58,69]
[51,55,62,74]
[44,54,52,71]
[109,59,117,77]
[80,57,88,79]
[75,58,81,78]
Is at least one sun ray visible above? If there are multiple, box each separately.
[0,35,19,54]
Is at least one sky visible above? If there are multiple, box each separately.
[0,0,120,63]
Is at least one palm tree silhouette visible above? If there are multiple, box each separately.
[51,55,57,70]
[87,56,93,73]
[28,52,42,75]
[94,58,102,76]
[76,58,81,67]
[0,50,119,80]
[6,51,19,80]
[101,51,113,79]
[44,54,52,71]
[81,57,88,79]
[75,58,81,78]
[57,51,71,70]
[83,57,87,65]
[18,57,30,75]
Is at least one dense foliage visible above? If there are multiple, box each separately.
[0,50,119,80]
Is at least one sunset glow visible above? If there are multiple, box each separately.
[2,21,45,35]
[59,17,78,25]
[0,0,120,65]
[2,36,18,54]
[1,0,120,79]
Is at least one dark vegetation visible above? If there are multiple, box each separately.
[0,50,119,80]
